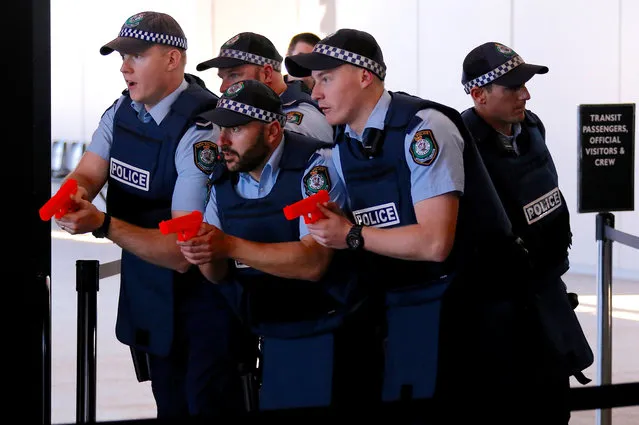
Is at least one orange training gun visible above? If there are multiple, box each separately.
[39,178,79,221]
[283,190,330,224]
[158,211,203,241]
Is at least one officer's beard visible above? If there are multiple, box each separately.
[224,131,270,174]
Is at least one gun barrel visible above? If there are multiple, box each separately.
[39,178,78,221]
[283,190,329,220]
[159,211,203,238]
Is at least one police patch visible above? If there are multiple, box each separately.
[303,165,331,196]
[286,111,304,125]
[523,187,562,224]
[193,141,219,174]
[495,43,515,56]
[409,129,438,166]
[124,13,144,27]
[224,81,244,98]
[223,34,240,47]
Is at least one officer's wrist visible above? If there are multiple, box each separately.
[92,212,111,239]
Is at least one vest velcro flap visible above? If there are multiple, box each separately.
[259,333,334,409]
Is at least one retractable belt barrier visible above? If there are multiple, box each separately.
[71,243,638,423]
[594,213,639,425]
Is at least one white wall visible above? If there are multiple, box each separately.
[51,0,638,279]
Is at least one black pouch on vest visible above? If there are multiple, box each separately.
[530,277,594,383]
[129,346,151,382]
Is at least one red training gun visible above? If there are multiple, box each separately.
[158,211,203,241]
[39,178,79,221]
[283,190,330,224]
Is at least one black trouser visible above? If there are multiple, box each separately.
[148,279,255,419]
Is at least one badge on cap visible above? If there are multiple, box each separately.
[495,43,515,56]
[223,34,240,47]
[224,82,244,98]
[193,141,220,174]
[303,165,331,196]
[286,111,304,125]
[410,129,438,166]
[124,13,145,27]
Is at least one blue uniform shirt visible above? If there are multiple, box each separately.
[87,79,220,212]
[299,90,464,237]
[204,135,347,230]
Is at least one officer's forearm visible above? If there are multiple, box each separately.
[107,216,192,272]
[226,235,331,281]
[361,222,456,262]
[198,260,228,284]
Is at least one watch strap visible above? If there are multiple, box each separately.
[92,213,111,238]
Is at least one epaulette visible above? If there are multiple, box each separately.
[194,116,214,130]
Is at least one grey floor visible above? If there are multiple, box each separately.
[49,228,638,424]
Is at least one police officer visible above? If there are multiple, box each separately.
[284,32,321,94]
[55,11,251,420]
[177,79,382,412]
[286,28,475,421]
[454,41,593,423]
[196,32,334,143]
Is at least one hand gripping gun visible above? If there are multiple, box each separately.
[39,178,78,221]
[283,190,330,224]
[158,211,203,241]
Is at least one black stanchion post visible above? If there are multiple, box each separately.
[76,260,99,424]
[595,212,615,425]
[39,272,51,425]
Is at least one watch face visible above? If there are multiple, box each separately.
[346,226,363,250]
[347,234,361,249]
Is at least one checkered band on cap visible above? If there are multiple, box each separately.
[313,43,386,79]
[218,49,282,71]
[463,55,524,93]
[217,98,286,127]
[119,28,188,49]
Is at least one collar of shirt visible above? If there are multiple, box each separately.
[497,122,522,154]
[236,134,286,199]
[344,89,390,141]
[129,79,189,125]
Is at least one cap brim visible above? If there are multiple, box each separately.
[494,63,549,87]
[285,53,346,77]
[196,57,249,72]
[199,108,254,128]
[100,37,153,56]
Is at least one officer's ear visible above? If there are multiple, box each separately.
[261,63,275,84]
[264,120,282,145]
[360,68,376,89]
[163,46,184,72]
[470,86,488,104]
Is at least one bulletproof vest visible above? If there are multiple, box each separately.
[335,91,469,288]
[107,80,219,356]
[336,92,497,402]
[212,131,364,338]
[281,80,322,113]
[461,108,572,278]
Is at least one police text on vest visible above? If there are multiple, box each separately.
[352,202,400,228]
[110,158,150,191]
[523,187,561,224]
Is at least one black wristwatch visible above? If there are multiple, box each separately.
[345,224,364,251]
[92,213,111,239]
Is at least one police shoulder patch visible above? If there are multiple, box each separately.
[193,141,219,174]
[409,129,439,166]
[303,165,331,196]
[286,111,304,125]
